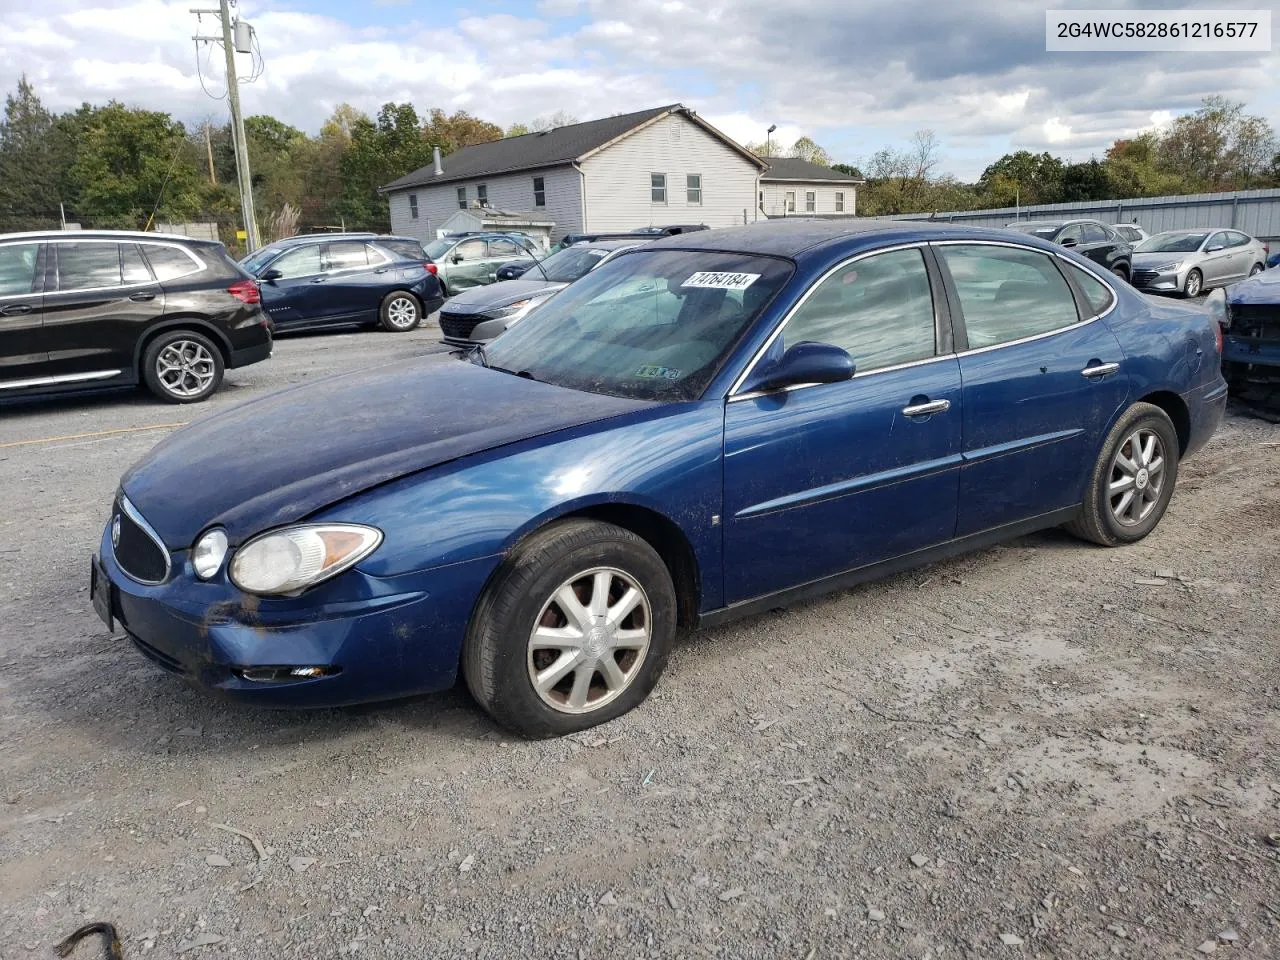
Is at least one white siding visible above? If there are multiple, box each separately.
[387,165,583,242]
[759,181,858,218]
[580,113,759,232]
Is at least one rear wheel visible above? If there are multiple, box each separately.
[1066,402,1180,547]
[379,292,421,332]
[142,330,224,404]
[1184,269,1203,298]
[1249,262,1264,277]
[462,519,677,738]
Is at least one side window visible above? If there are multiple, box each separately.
[1066,264,1115,316]
[940,245,1081,349]
[1207,231,1229,250]
[0,243,41,296]
[271,245,323,279]
[57,243,122,291]
[1057,224,1082,246]
[455,240,486,261]
[1228,231,1251,248]
[120,244,152,284]
[782,248,937,373]
[143,245,201,282]
[487,238,521,258]
[326,241,369,271]
[1084,224,1109,243]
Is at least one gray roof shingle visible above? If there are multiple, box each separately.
[760,157,864,183]
[382,105,682,192]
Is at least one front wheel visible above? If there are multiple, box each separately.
[1184,269,1203,298]
[1066,402,1180,547]
[142,330,224,404]
[379,292,421,332]
[1111,265,1129,283]
[462,519,678,738]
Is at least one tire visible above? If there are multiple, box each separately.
[1065,402,1180,547]
[1249,262,1264,277]
[463,519,678,738]
[1184,269,1203,298]
[1111,264,1129,283]
[141,330,224,404]
[379,292,421,332]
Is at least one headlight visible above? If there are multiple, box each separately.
[229,524,382,596]
[192,528,228,579]
[1153,261,1183,272]
[493,298,534,319]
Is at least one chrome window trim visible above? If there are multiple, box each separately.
[0,239,45,301]
[0,368,123,391]
[115,493,172,585]
[41,237,204,295]
[727,238,1120,404]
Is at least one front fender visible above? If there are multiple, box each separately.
[317,400,728,611]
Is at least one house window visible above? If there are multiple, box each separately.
[785,191,795,213]
[758,190,763,207]
[651,173,667,204]
[835,191,844,213]
[533,176,546,207]
[457,187,467,210]
[476,185,488,207]
[805,191,816,212]
[408,194,419,219]
[687,174,702,204]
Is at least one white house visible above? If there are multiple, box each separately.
[758,157,865,218]
[381,104,767,242]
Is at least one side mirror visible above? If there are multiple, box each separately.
[738,341,855,395]
[259,268,282,282]
[452,253,464,264]
[1207,244,1224,252]
[1059,237,1078,248]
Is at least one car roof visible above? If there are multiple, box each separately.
[641,219,1066,259]
[574,238,645,250]
[272,232,377,247]
[0,229,211,244]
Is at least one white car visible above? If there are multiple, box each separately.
[1112,224,1150,245]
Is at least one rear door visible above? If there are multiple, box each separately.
[312,240,391,324]
[0,240,48,386]
[258,243,324,328]
[41,240,164,379]
[935,242,1129,536]
[1200,232,1233,285]
[1224,231,1256,280]
[1078,222,1120,269]
[484,237,531,284]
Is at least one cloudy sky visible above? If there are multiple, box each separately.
[2,0,1276,180]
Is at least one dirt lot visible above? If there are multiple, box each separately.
[1,325,1277,959]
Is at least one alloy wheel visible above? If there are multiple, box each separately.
[386,296,418,328]
[1249,263,1263,276]
[156,340,217,398]
[1108,428,1166,526]
[1185,271,1202,297]
[526,567,652,715]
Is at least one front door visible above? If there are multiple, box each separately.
[41,240,164,378]
[0,240,48,386]
[723,246,962,604]
[933,242,1130,537]
[258,243,325,329]
[445,238,491,291]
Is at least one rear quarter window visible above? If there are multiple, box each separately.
[1066,264,1115,316]
[142,244,203,282]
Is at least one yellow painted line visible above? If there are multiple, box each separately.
[0,422,188,450]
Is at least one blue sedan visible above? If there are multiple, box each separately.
[93,221,1227,736]
[239,235,443,333]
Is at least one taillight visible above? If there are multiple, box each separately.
[228,279,261,304]
[1214,320,1223,355]
[424,262,437,275]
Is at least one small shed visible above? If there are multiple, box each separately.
[435,207,555,250]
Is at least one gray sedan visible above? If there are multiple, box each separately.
[1131,229,1268,297]
[437,239,644,346]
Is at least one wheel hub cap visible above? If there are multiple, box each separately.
[1108,428,1166,527]
[1135,468,1149,491]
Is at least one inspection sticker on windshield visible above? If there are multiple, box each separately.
[682,271,760,290]
[636,364,682,380]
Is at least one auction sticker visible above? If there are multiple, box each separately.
[682,271,760,290]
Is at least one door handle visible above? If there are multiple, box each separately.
[1080,362,1120,378]
[0,303,33,316]
[374,268,389,275]
[901,399,951,417]
[309,277,327,284]
[129,292,156,302]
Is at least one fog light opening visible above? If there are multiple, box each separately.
[236,665,341,684]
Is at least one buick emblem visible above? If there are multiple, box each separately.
[111,514,121,548]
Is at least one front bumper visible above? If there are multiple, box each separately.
[94,521,499,708]
[1131,267,1187,294]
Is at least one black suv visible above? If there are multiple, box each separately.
[1005,219,1133,281]
[0,231,271,404]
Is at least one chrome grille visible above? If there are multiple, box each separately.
[112,496,170,584]
[1131,269,1160,286]
[439,311,486,340]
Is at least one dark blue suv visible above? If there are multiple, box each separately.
[239,235,443,333]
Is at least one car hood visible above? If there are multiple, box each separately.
[443,279,566,315]
[121,357,652,549]
[1131,251,1200,267]
[1226,266,1280,305]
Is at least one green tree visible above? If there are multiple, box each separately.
[978,150,1065,205]
[788,136,831,166]
[0,76,64,230]
[422,108,503,153]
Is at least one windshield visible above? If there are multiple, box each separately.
[1006,222,1059,238]
[536,246,612,283]
[481,250,794,401]
[241,245,283,274]
[1137,232,1209,253]
[424,238,454,260]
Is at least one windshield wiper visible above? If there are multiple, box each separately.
[469,344,539,381]
[468,342,489,367]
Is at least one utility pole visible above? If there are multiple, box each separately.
[204,122,217,185]
[193,1,259,251]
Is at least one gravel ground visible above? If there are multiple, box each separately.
[1,321,1277,959]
